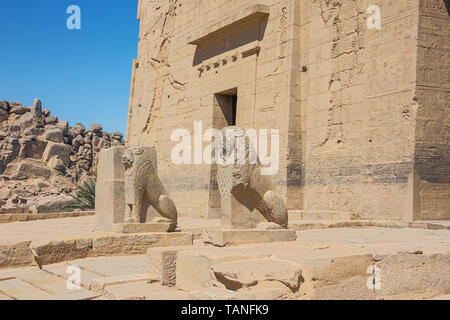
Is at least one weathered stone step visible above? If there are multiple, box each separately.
[0,231,193,269]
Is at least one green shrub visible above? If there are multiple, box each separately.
[65,178,96,211]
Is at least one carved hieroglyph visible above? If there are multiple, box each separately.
[217,127,288,228]
[141,0,187,135]
[122,147,178,224]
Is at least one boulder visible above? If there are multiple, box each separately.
[42,109,50,117]
[0,100,10,112]
[48,156,66,173]
[29,194,74,213]
[112,139,123,147]
[23,127,40,136]
[112,132,123,140]
[0,188,11,200]
[42,142,71,167]
[3,160,52,180]
[55,120,69,136]
[10,106,30,115]
[19,112,34,129]
[44,115,58,125]
[90,123,102,132]
[35,180,51,189]
[92,136,100,149]
[72,123,85,136]
[18,139,47,160]
[31,98,43,118]
[0,109,8,122]
[44,128,63,143]
[7,137,19,145]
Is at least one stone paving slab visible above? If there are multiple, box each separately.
[71,255,148,277]
[294,227,450,255]
[19,270,82,295]
[42,255,150,290]
[0,278,49,300]
[0,216,94,246]
[90,274,156,294]
[0,292,13,300]
[104,281,189,300]
[43,264,105,289]
[0,216,210,246]
[40,291,101,301]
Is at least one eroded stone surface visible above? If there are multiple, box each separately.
[212,259,303,291]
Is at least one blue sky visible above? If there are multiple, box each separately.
[0,0,139,134]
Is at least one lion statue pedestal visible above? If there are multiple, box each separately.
[203,127,297,247]
[94,146,178,234]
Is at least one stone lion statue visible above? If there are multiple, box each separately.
[217,127,288,228]
[122,147,177,224]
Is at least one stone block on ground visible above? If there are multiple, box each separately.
[92,232,193,257]
[113,222,177,234]
[147,245,193,287]
[203,228,297,247]
[94,147,126,232]
[30,194,74,213]
[175,248,272,292]
[0,242,33,269]
[30,238,94,265]
[211,258,304,291]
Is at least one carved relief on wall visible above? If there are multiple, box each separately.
[312,0,365,152]
[141,0,187,135]
[274,6,289,73]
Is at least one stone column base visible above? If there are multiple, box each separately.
[113,222,177,234]
[203,229,297,247]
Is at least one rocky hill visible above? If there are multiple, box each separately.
[0,99,124,213]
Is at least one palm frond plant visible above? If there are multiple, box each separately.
[65,178,96,211]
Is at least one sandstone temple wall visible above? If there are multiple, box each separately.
[414,0,450,220]
[302,0,420,221]
[126,0,449,221]
[127,0,303,218]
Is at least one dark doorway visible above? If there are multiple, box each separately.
[215,88,238,127]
